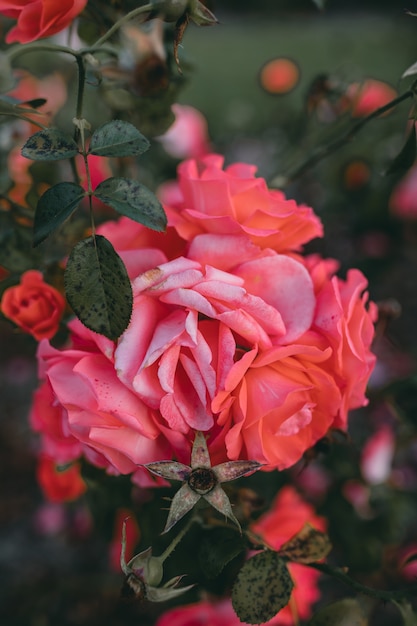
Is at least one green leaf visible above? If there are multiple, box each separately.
[88,120,150,157]
[392,601,417,626]
[232,551,294,624]
[311,0,326,9]
[385,125,416,176]
[402,61,417,79]
[64,235,133,340]
[22,129,79,161]
[34,182,86,247]
[278,524,332,564]
[308,598,367,625]
[199,527,245,579]
[94,177,167,232]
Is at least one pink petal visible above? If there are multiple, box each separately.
[235,255,315,343]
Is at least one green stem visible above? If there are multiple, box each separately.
[310,562,413,603]
[273,83,417,187]
[159,515,196,563]
[0,112,47,130]
[7,42,80,62]
[75,55,86,121]
[90,3,154,48]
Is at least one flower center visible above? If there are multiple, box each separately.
[188,467,217,495]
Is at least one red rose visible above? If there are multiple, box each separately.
[0,0,87,44]
[37,455,86,503]
[1,270,65,340]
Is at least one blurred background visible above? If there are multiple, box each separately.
[1,1,417,624]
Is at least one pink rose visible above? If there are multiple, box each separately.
[346,79,397,118]
[32,153,375,487]
[159,154,323,255]
[157,104,211,159]
[311,264,377,427]
[389,161,417,220]
[30,380,82,463]
[0,0,87,44]
[1,270,65,340]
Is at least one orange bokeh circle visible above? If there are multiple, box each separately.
[259,57,300,95]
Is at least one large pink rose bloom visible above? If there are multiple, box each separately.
[32,154,376,484]
[0,0,87,43]
[159,154,323,254]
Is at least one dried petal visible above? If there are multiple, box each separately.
[145,460,191,481]
[204,485,241,531]
[191,430,211,468]
[189,0,219,26]
[214,460,263,483]
[164,483,200,533]
[146,577,194,602]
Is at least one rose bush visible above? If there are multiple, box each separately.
[0,0,87,43]
[1,270,65,340]
[31,154,376,484]
[155,486,325,626]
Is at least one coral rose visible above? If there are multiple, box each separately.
[35,247,374,476]
[31,154,375,486]
[159,154,323,255]
[1,270,65,340]
[0,0,87,43]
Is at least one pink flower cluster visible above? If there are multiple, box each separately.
[31,154,376,489]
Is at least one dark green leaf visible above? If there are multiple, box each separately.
[232,551,294,624]
[199,527,245,579]
[88,120,150,157]
[278,524,332,564]
[34,182,86,246]
[94,177,167,231]
[22,129,79,161]
[23,98,47,109]
[385,125,416,176]
[64,235,133,340]
[308,598,367,625]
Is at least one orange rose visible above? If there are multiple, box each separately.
[0,0,87,44]
[1,270,65,340]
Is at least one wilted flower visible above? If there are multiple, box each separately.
[146,430,262,532]
[120,519,194,602]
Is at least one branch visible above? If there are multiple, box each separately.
[272,83,417,187]
[310,562,415,603]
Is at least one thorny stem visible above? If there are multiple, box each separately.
[90,3,154,49]
[273,82,417,187]
[309,562,415,603]
[159,514,198,563]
